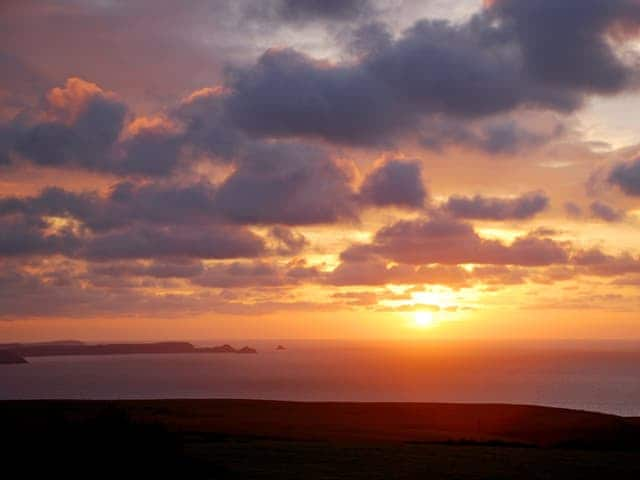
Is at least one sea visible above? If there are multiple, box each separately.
[2,339,640,416]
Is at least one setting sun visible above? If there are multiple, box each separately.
[414,311,435,328]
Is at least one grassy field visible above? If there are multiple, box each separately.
[3,399,640,479]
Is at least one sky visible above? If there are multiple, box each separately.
[1,0,640,342]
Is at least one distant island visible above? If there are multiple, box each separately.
[0,341,256,360]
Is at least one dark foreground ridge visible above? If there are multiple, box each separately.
[0,341,257,358]
[3,399,640,479]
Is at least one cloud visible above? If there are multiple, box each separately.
[187,258,320,289]
[0,181,220,232]
[174,86,246,161]
[1,78,243,177]
[353,216,569,266]
[270,226,308,255]
[487,0,640,94]
[331,291,380,306]
[0,215,79,257]
[82,224,265,261]
[275,0,372,23]
[420,118,565,154]
[4,0,640,177]
[89,260,205,279]
[225,1,640,147]
[327,255,471,287]
[0,263,338,319]
[225,48,408,145]
[12,78,127,170]
[590,201,626,222]
[608,157,640,196]
[0,196,267,261]
[1,149,359,231]
[443,191,549,220]
[359,159,427,209]
[573,249,640,276]
[192,261,300,288]
[214,142,359,225]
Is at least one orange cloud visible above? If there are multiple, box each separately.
[124,115,181,138]
[44,77,115,124]
[181,86,229,104]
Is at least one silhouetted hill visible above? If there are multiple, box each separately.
[3,400,639,449]
[3,400,640,479]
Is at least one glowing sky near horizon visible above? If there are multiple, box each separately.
[1,0,640,341]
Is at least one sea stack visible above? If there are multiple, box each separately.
[238,346,258,354]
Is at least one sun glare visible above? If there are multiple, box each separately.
[414,311,435,328]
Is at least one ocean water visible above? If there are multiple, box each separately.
[2,340,640,416]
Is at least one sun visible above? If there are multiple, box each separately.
[414,311,435,328]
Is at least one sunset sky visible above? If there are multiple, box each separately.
[1,0,640,342]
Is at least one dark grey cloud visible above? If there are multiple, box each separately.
[114,127,185,177]
[89,260,205,279]
[106,180,221,229]
[443,191,549,220]
[590,201,626,222]
[276,0,372,23]
[0,215,78,257]
[226,1,640,146]
[270,226,308,255]
[364,18,578,116]
[608,157,640,196]
[82,224,265,261]
[0,79,243,177]
[421,119,564,154]
[192,261,296,288]
[224,25,556,146]
[215,142,359,225]
[4,0,640,178]
[359,159,427,209]
[174,88,246,161]
[225,48,408,145]
[487,0,640,94]
[14,93,127,170]
[0,181,219,233]
[0,192,267,260]
[189,258,320,289]
[1,142,360,233]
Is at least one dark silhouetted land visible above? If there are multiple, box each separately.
[0,349,27,364]
[1,341,256,358]
[3,399,640,479]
